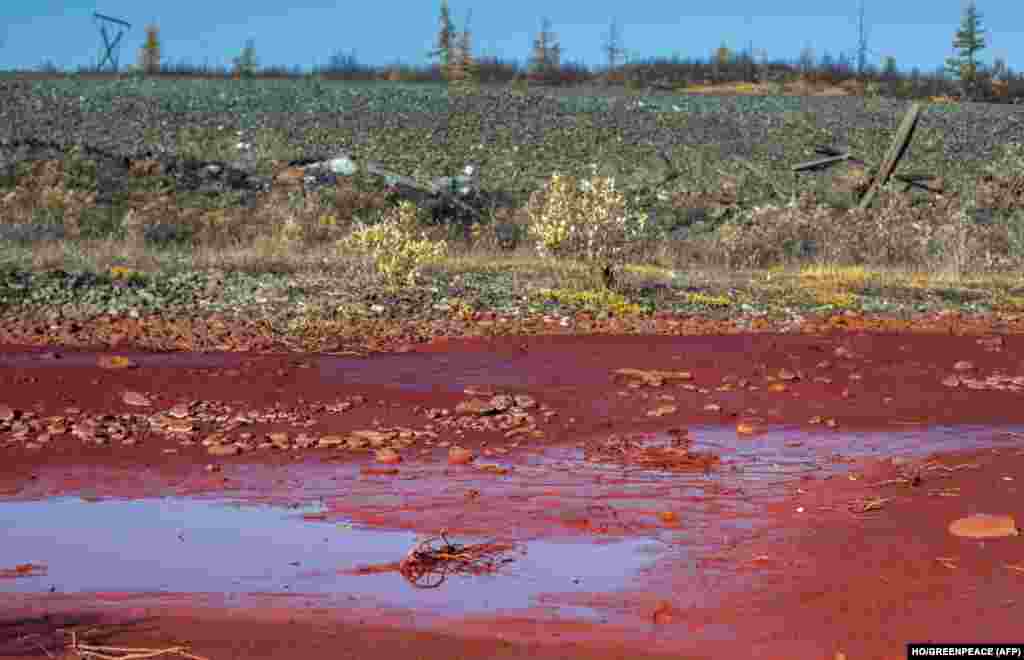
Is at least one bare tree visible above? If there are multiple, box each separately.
[990,55,1008,99]
[449,9,477,82]
[600,18,626,80]
[991,55,1007,80]
[742,13,755,82]
[529,17,561,81]
[712,41,732,81]
[137,24,161,74]
[944,0,987,100]
[798,43,816,77]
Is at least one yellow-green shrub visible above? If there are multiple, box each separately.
[337,201,447,289]
[527,164,651,273]
[685,292,732,308]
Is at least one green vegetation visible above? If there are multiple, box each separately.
[1,2,1023,350]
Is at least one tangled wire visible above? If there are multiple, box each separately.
[398,529,516,589]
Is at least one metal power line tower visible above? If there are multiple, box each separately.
[854,0,870,78]
[93,12,131,72]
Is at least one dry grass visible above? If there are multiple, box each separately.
[1,172,1019,283]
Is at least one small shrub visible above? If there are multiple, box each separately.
[337,201,447,289]
[526,164,651,283]
[712,194,831,268]
[62,146,97,191]
[509,76,530,96]
[77,205,126,240]
[685,292,732,308]
[815,291,859,308]
[332,184,392,225]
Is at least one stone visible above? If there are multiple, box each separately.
[948,514,1019,539]
[350,429,397,447]
[167,403,192,419]
[489,395,515,412]
[317,434,346,448]
[512,394,538,410]
[207,444,241,457]
[274,167,306,187]
[375,448,401,464]
[121,391,151,407]
[129,159,163,177]
[448,446,474,465]
[97,355,138,370]
[456,398,499,416]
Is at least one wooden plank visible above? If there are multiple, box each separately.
[857,103,922,210]
[792,153,851,172]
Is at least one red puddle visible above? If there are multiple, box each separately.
[2,331,1024,660]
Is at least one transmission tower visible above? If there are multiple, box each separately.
[93,12,131,72]
[854,0,869,78]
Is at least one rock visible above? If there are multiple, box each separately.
[267,432,291,449]
[513,394,538,410]
[346,437,369,450]
[167,403,192,419]
[456,398,499,416]
[651,600,675,625]
[129,159,162,177]
[294,433,317,449]
[448,446,474,465]
[121,391,151,407]
[494,221,520,251]
[317,434,346,448]
[97,355,138,370]
[273,166,307,187]
[489,395,515,412]
[207,444,241,457]
[948,514,1019,539]
[647,405,678,418]
[375,448,401,464]
[350,429,397,447]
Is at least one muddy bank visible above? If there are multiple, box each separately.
[4,332,1024,449]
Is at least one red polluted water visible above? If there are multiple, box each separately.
[2,331,1024,659]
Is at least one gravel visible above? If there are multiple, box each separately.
[1,77,1022,185]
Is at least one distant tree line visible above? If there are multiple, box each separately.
[8,0,1020,104]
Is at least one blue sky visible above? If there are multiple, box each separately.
[1,1,1020,76]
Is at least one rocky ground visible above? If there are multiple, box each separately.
[2,78,1022,209]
